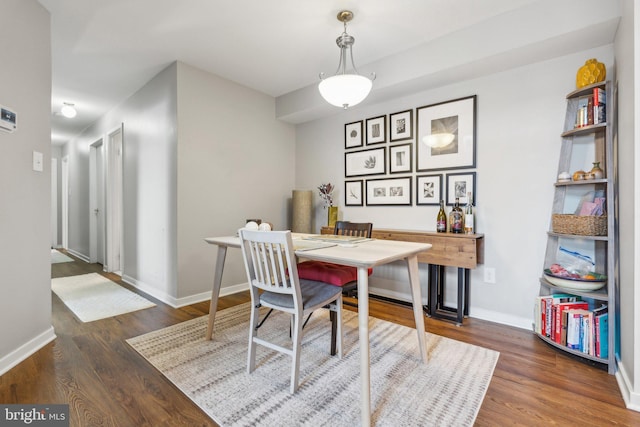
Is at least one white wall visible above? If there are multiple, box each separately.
[295,46,614,329]
[0,0,55,374]
[615,0,640,410]
[175,62,296,302]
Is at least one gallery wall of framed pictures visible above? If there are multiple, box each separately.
[343,95,477,207]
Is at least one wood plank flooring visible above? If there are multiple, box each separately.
[1,251,638,426]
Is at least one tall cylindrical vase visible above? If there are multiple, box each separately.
[291,190,312,233]
[328,206,338,228]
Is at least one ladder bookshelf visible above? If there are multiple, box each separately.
[535,81,618,374]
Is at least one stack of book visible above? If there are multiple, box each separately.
[533,294,608,358]
[575,87,606,128]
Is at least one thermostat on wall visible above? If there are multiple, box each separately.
[1,105,17,132]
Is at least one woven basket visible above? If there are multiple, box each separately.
[552,214,607,236]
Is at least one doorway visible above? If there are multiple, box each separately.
[89,138,105,265]
[105,125,123,274]
[61,155,69,250]
[51,158,58,248]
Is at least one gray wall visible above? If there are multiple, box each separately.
[63,61,296,306]
[295,46,614,330]
[0,0,54,373]
[175,62,295,301]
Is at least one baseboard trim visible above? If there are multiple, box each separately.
[0,327,57,376]
[616,358,640,412]
[120,275,249,309]
[66,248,89,263]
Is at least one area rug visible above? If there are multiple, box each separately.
[52,273,156,322]
[51,249,74,264]
[127,303,499,426]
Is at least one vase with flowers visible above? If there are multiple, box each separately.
[318,183,338,227]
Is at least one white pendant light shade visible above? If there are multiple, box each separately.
[318,74,373,109]
[318,10,375,109]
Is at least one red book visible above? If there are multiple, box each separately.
[555,302,588,344]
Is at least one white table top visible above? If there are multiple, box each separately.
[204,234,431,268]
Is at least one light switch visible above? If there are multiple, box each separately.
[33,151,43,172]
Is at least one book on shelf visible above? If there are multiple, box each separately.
[554,301,588,344]
[593,87,606,124]
[593,305,609,358]
[541,294,580,338]
[574,87,606,128]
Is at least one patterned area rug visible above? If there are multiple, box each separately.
[127,303,499,426]
[51,249,74,264]
[52,273,156,322]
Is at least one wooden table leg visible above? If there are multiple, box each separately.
[407,255,428,363]
[206,245,227,340]
[357,266,371,427]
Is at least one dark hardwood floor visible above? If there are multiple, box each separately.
[1,251,638,426]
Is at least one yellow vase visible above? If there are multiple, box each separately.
[576,58,606,88]
[327,206,338,228]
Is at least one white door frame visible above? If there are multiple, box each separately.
[105,124,124,274]
[51,158,58,248]
[89,138,105,264]
[61,155,69,249]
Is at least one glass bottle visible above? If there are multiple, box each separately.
[449,197,464,234]
[590,162,604,179]
[436,200,447,232]
[464,192,474,234]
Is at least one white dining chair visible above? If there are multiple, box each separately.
[238,229,343,393]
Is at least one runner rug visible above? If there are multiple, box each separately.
[52,273,155,322]
[51,249,74,264]
[127,303,499,426]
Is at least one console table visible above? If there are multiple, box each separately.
[321,227,484,324]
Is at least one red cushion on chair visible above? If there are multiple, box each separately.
[297,261,371,287]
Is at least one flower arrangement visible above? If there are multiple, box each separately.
[317,183,334,208]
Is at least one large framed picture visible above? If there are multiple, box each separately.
[389,143,412,174]
[365,115,386,145]
[345,120,363,149]
[344,180,363,206]
[366,177,412,206]
[416,95,476,171]
[345,147,386,177]
[416,174,442,206]
[389,109,413,142]
[445,171,476,206]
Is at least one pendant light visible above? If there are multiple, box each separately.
[318,10,375,109]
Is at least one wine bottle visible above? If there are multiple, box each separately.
[436,200,447,232]
[449,197,464,233]
[464,192,474,234]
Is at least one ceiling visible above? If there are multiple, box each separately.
[39,0,620,146]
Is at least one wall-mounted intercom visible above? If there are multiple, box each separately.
[1,105,17,132]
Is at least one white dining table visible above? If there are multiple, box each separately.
[204,234,432,427]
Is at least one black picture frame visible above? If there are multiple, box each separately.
[416,95,477,171]
[365,115,386,145]
[389,109,413,142]
[445,171,476,206]
[345,120,363,149]
[345,180,364,206]
[389,143,413,174]
[416,174,442,206]
[345,147,386,177]
[366,177,412,206]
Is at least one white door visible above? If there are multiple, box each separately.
[51,158,58,248]
[61,156,69,249]
[105,125,123,274]
[90,139,105,264]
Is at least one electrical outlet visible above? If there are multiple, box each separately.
[484,267,496,284]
